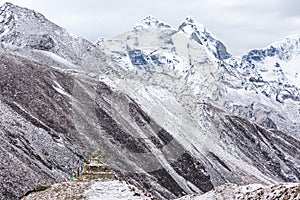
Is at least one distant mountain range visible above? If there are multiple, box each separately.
[0,2,299,200]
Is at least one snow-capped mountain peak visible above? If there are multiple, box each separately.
[179,15,207,35]
[0,2,46,24]
[270,33,300,48]
[134,15,171,29]
[0,2,54,40]
[178,16,231,60]
[237,33,300,89]
[1,2,16,11]
[0,2,19,32]
[0,2,108,71]
[243,33,300,63]
[184,15,194,22]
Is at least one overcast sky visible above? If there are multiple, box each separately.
[1,0,300,55]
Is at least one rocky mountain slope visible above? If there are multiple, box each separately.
[0,2,299,200]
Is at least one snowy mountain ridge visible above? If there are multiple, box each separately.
[178,15,231,60]
[96,15,230,62]
[0,2,119,76]
[96,15,300,140]
[236,33,300,88]
[134,15,171,29]
[220,33,300,138]
[243,33,300,63]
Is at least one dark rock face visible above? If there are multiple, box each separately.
[221,116,300,182]
[242,44,293,63]
[128,49,149,66]
[95,103,150,153]
[215,40,231,60]
[29,34,55,50]
[92,80,215,199]
[171,153,214,192]
[261,117,277,129]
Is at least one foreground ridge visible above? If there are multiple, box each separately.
[178,183,300,200]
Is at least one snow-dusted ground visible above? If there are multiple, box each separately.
[22,178,300,200]
[85,180,153,200]
[22,179,154,200]
[177,183,300,200]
